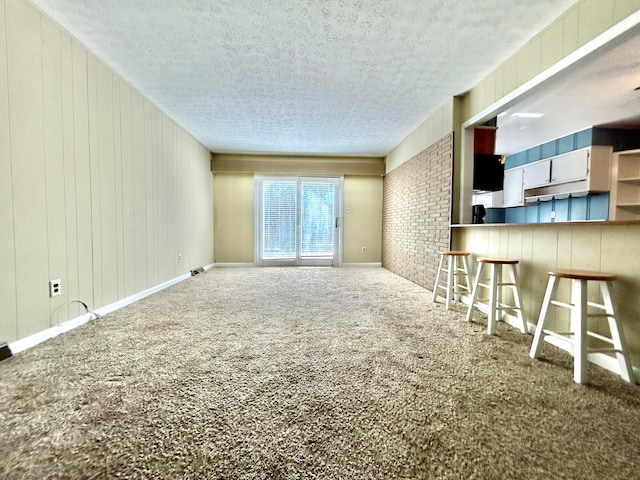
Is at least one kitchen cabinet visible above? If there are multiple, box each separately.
[550,146,611,190]
[503,167,524,207]
[550,148,589,184]
[474,127,497,154]
[610,149,640,220]
[523,160,551,189]
[522,146,612,203]
[502,146,612,213]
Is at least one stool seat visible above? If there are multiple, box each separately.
[530,269,635,384]
[478,257,519,265]
[547,269,617,282]
[432,251,471,310]
[466,257,527,335]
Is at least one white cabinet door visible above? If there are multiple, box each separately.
[551,148,589,184]
[503,168,524,207]
[523,160,551,188]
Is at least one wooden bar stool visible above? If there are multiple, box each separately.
[529,269,635,384]
[465,257,527,335]
[432,251,472,310]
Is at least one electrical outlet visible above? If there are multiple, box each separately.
[550,211,556,219]
[361,246,367,254]
[49,279,62,297]
[178,253,183,263]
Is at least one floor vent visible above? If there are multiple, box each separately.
[191,267,205,276]
[0,343,12,362]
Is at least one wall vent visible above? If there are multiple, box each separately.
[0,343,12,362]
[190,267,205,276]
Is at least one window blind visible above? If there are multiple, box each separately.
[262,181,297,259]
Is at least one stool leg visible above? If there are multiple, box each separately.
[487,263,498,335]
[530,275,558,359]
[461,256,471,303]
[445,255,454,310]
[509,264,527,334]
[452,256,460,303]
[600,281,635,384]
[432,255,445,302]
[498,267,505,320]
[572,279,588,384]
[466,262,483,323]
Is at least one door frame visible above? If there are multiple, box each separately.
[254,174,343,266]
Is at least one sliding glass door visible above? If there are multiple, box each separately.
[256,176,341,266]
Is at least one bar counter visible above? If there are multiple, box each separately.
[451,220,640,374]
[452,220,640,228]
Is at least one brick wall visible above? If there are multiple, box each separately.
[382,133,453,290]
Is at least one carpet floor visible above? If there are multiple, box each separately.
[0,267,638,479]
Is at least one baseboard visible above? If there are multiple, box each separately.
[9,271,194,356]
[539,334,639,382]
[213,263,255,267]
[457,294,533,333]
[459,293,639,382]
[95,273,192,318]
[341,262,382,267]
[212,262,383,268]
[496,311,535,335]
[9,312,95,355]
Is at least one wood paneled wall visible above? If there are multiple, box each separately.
[385,98,455,174]
[0,0,213,343]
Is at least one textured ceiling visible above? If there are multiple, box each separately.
[31,0,578,156]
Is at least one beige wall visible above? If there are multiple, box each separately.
[0,0,213,343]
[343,176,383,263]
[212,171,383,264]
[385,98,455,173]
[212,153,384,176]
[213,173,255,263]
[454,224,640,367]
